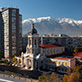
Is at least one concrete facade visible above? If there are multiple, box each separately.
[22,35,82,52]
[0,12,4,55]
[0,7,22,58]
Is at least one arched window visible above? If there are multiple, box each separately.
[19,59,21,64]
[60,61,62,65]
[35,39,37,45]
[63,62,66,66]
[67,62,69,66]
[29,39,31,46]
[57,61,59,64]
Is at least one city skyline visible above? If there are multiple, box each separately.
[0,4,81,82]
[0,0,82,20]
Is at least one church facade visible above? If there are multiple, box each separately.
[21,24,76,73]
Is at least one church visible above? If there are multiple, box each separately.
[21,24,76,73]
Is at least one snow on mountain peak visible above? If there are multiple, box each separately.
[22,16,82,35]
[23,17,82,25]
[56,18,82,25]
[22,16,52,24]
[37,16,51,20]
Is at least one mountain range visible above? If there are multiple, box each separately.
[22,17,82,35]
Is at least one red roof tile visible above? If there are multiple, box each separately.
[46,51,73,58]
[46,51,82,58]
[53,57,71,60]
[73,52,82,57]
[39,44,59,48]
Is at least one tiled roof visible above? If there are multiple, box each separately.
[39,44,59,48]
[46,51,82,58]
[46,51,73,58]
[73,52,82,57]
[54,57,71,60]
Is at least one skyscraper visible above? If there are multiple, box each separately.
[0,12,4,56]
[0,7,22,58]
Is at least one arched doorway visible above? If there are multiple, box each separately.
[35,60,38,70]
[28,60,31,69]
[15,59,18,64]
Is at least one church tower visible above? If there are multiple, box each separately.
[21,24,39,70]
[26,23,39,56]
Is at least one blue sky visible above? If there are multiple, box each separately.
[0,0,82,20]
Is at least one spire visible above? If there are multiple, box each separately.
[31,23,34,29]
[28,23,38,35]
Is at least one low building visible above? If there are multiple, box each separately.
[73,52,82,63]
[39,44,65,56]
[44,57,76,73]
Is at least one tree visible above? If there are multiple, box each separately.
[74,47,78,53]
[38,72,62,82]
[49,72,59,82]
[63,75,68,82]
[38,76,46,81]
[72,65,82,79]
[12,57,16,62]
[68,73,79,82]
[63,73,79,82]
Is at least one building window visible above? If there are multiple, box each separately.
[57,61,59,64]
[62,68,64,71]
[42,49,45,54]
[53,60,55,63]
[58,67,60,70]
[35,39,37,45]
[32,49,34,54]
[63,62,66,66]
[67,62,69,66]
[29,39,31,46]
[65,68,67,72]
[47,49,49,53]
[60,61,62,65]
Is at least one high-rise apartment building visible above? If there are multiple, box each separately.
[0,7,22,58]
[0,12,4,55]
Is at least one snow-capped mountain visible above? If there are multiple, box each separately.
[22,17,82,35]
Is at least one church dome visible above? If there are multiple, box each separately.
[28,24,38,35]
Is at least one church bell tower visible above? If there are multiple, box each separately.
[26,24,39,56]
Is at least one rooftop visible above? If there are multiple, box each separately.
[46,51,82,60]
[73,52,82,58]
[28,24,38,35]
[39,44,59,48]
[54,57,71,60]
